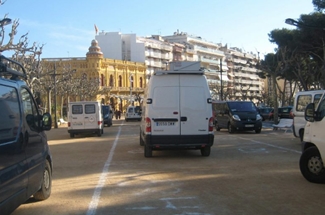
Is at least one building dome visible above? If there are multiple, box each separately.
[86,39,103,57]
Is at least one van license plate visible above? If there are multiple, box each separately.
[156,122,175,126]
[245,124,254,127]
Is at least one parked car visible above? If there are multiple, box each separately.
[102,104,113,127]
[0,55,53,215]
[300,92,325,183]
[257,107,273,121]
[269,106,293,121]
[213,100,262,133]
[292,90,324,141]
[125,106,142,121]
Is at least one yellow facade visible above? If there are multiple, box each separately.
[42,39,146,113]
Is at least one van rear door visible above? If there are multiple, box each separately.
[180,75,210,135]
[83,103,98,130]
[150,76,180,136]
[70,103,85,130]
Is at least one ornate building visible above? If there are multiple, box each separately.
[42,39,146,115]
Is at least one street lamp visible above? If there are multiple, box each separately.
[219,59,223,101]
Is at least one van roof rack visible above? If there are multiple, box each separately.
[0,55,27,80]
[154,61,205,75]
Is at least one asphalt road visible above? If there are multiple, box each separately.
[11,119,325,215]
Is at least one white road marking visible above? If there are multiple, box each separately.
[86,124,122,215]
[238,136,301,154]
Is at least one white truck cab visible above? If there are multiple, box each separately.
[68,101,103,138]
[300,92,325,183]
[139,61,214,157]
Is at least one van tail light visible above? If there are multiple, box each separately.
[98,121,102,125]
[68,122,71,127]
[209,117,214,132]
[145,117,151,132]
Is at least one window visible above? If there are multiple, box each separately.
[72,105,83,114]
[85,104,95,114]
[296,95,312,112]
[0,85,20,143]
[21,88,39,131]
[118,76,122,87]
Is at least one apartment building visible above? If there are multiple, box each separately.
[162,31,229,100]
[96,32,174,80]
[223,47,263,104]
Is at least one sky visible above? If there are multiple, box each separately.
[0,0,316,59]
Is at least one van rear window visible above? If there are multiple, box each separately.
[85,104,96,114]
[72,105,83,114]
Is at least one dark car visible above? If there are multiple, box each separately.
[269,106,293,120]
[102,105,113,127]
[257,107,273,121]
[0,55,53,215]
[213,100,262,133]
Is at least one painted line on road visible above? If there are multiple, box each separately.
[86,122,123,215]
[237,136,301,154]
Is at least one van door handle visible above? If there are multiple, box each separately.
[181,117,187,121]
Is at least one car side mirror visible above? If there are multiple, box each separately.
[42,113,52,130]
[305,103,315,122]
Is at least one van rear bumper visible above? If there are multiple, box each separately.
[68,129,101,134]
[144,134,214,149]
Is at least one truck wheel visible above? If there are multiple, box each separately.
[34,160,52,200]
[70,133,74,138]
[299,146,325,183]
[228,123,234,134]
[201,146,211,157]
[144,145,152,157]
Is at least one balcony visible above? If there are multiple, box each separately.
[173,46,183,53]
[193,45,225,57]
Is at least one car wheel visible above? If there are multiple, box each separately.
[228,123,234,134]
[70,133,74,138]
[201,146,211,157]
[299,146,325,183]
[34,160,52,200]
[255,128,261,133]
[144,145,152,157]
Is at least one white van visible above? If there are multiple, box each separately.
[125,106,141,121]
[139,61,214,157]
[300,92,325,183]
[292,90,324,141]
[68,101,103,138]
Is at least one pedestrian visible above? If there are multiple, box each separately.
[118,110,121,119]
[115,110,118,119]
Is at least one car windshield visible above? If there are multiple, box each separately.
[228,102,257,112]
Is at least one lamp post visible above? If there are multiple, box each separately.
[220,59,223,101]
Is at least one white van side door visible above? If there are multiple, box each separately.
[180,75,210,135]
